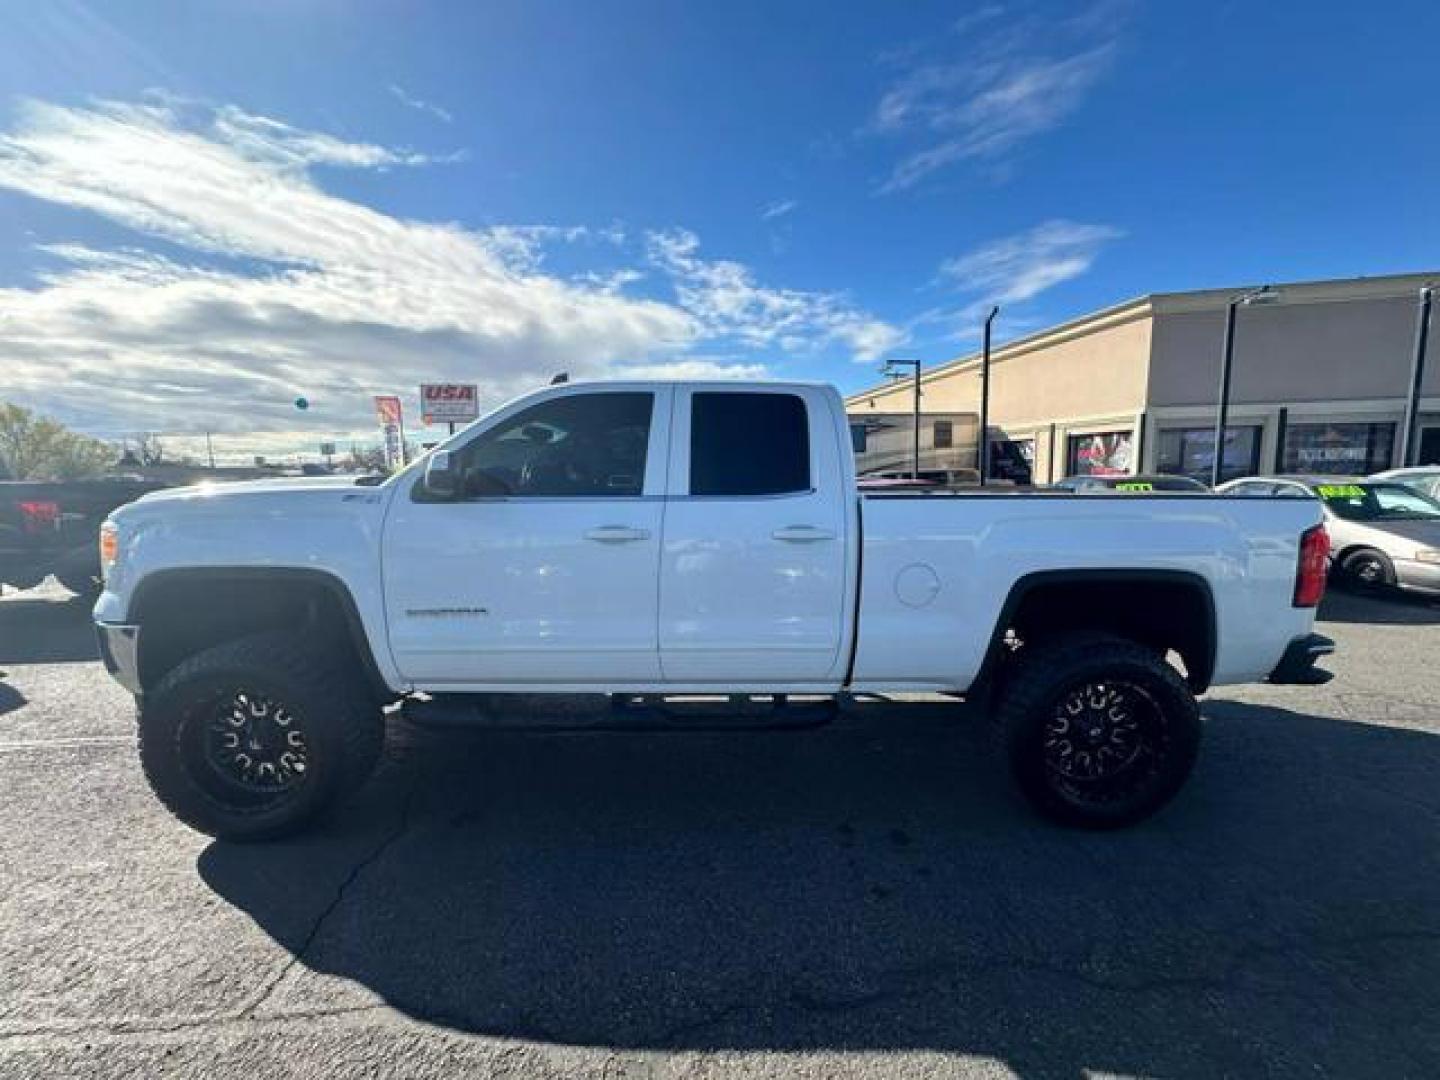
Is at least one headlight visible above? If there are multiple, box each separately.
[1415,548,1440,565]
[99,521,119,578]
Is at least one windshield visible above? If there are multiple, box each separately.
[1314,482,1440,521]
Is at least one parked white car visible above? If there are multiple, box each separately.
[96,380,1332,839]
[1369,466,1440,501]
[1218,475,1440,595]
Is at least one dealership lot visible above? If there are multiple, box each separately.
[1,584,1438,1078]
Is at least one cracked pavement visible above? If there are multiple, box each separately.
[2,581,1439,1078]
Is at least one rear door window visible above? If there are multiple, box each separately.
[690,392,810,496]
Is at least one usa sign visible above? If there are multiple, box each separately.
[420,383,479,425]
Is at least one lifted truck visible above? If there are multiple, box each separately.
[93,381,1334,839]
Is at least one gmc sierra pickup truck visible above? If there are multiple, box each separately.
[94,380,1334,840]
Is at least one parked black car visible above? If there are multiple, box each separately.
[0,478,165,596]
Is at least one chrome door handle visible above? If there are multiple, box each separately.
[771,525,836,543]
[585,525,651,543]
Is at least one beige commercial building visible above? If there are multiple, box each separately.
[846,271,1440,484]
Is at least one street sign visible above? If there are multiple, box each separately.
[420,383,479,426]
[373,395,405,469]
[319,441,336,457]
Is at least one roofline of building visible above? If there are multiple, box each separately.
[845,269,1440,405]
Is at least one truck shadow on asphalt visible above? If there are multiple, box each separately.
[200,699,1440,1077]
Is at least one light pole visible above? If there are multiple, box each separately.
[979,306,999,486]
[1400,284,1434,467]
[880,358,922,479]
[1211,285,1279,487]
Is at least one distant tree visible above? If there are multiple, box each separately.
[0,402,115,481]
[343,443,388,472]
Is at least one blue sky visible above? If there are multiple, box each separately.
[0,0,1436,457]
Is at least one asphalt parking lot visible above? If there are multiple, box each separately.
[1,583,1439,1079]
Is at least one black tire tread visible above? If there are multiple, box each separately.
[1339,547,1394,591]
[139,631,382,840]
[995,631,1200,829]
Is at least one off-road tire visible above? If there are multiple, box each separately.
[995,633,1201,829]
[138,632,381,841]
[1339,547,1395,592]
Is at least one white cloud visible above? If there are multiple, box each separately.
[937,219,1121,318]
[952,4,1007,34]
[0,97,901,450]
[869,4,1123,192]
[760,198,798,221]
[388,83,454,124]
[646,229,904,363]
[0,98,698,442]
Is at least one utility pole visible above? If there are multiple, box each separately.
[1400,284,1434,467]
[1211,286,1278,487]
[979,306,999,486]
[205,431,216,470]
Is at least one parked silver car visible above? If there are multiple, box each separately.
[1369,466,1440,501]
[1218,474,1440,596]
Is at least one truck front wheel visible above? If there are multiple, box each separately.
[138,633,380,841]
[996,634,1201,829]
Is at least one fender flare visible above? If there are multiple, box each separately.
[972,568,1218,697]
[129,566,395,699]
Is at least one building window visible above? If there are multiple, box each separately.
[1066,430,1133,477]
[1156,425,1261,483]
[933,420,953,449]
[1281,422,1395,475]
[691,392,810,496]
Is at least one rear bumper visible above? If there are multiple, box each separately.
[1267,633,1335,685]
[95,622,142,695]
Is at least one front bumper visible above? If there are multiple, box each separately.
[95,622,142,695]
[1267,632,1335,685]
[1394,558,1440,596]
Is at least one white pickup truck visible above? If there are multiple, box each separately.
[94,380,1335,840]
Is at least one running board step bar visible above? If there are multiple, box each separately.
[401,693,838,733]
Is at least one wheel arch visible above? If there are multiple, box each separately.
[975,569,1218,696]
[1333,542,1392,566]
[129,566,392,700]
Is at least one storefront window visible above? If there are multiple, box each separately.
[1067,430,1132,476]
[933,420,953,449]
[1282,422,1395,475]
[990,438,1034,483]
[1156,426,1261,483]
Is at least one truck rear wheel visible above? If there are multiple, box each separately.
[138,633,381,841]
[995,634,1200,829]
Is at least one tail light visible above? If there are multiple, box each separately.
[17,500,60,534]
[1293,524,1330,608]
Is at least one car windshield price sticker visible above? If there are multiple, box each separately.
[1316,484,1365,499]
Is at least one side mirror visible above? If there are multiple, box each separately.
[423,450,458,499]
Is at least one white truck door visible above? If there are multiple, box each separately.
[659,387,849,684]
[383,387,670,685]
